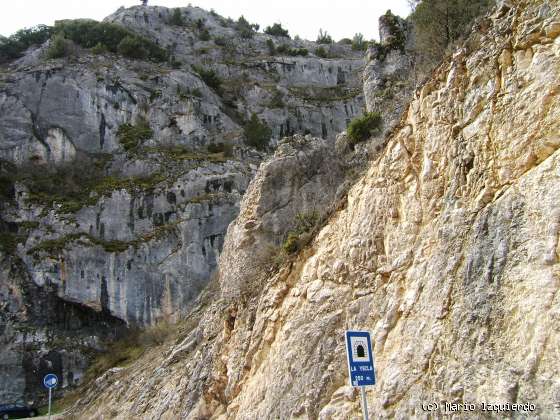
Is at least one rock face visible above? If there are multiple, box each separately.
[0,4,366,403]
[72,1,560,418]
[363,10,414,135]
[104,6,365,145]
[219,134,349,300]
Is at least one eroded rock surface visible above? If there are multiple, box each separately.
[72,1,560,418]
[0,4,367,403]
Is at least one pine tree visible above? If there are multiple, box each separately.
[410,0,493,70]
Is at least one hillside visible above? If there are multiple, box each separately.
[0,4,381,403]
[63,0,560,418]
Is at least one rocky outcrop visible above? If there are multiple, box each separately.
[0,4,366,403]
[104,6,365,145]
[363,10,414,135]
[0,6,366,166]
[219,134,349,300]
[72,1,560,418]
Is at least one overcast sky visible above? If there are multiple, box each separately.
[1,0,411,41]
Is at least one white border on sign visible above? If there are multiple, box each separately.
[345,330,373,387]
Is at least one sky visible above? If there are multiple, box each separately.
[1,0,411,41]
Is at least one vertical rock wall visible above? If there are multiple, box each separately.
[72,1,560,418]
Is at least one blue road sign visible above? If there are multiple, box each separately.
[345,330,376,387]
[43,374,58,389]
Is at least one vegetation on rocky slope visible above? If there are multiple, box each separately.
[410,0,494,72]
[347,111,383,144]
[27,221,181,257]
[51,19,168,61]
[282,211,320,254]
[0,25,52,63]
[243,113,272,151]
[117,118,153,152]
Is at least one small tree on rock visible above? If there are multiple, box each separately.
[265,23,290,38]
[169,9,185,26]
[316,29,333,44]
[244,113,271,151]
[352,33,367,51]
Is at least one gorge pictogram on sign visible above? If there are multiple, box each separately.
[345,330,376,387]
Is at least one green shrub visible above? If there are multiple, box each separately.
[85,321,176,384]
[316,29,333,44]
[17,158,107,213]
[0,25,53,63]
[410,1,492,71]
[294,212,319,234]
[214,36,227,47]
[169,8,185,26]
[282,211,320,254]
[0,164,15,201]
[276,44,288,54]
[265,23,289,38]
[282,232,299,254]
[170,58,182,68]
[268,88,284,108]
[199,29,211,41]
[291,48,308,57]
[117,36,148,59]
[195,19,205,31]
[338,38,352,45]
[192,65,222,94]
[91,42,108,54]
[15,157,169,215]
[351,33,367,51]
[0,232,23,254]
[236,16,259,39]
[277,44,307,57]
[46,34,73,59]
[244,113,271,151]
[315,46,328,58]
[347,112,382,144]
[53,19,167,62]
[266,39,276,55]
[117,118,153,151]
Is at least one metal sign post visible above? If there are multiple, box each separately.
[48,387,52,420]
[345,331,375,420]
[43,374,59,420]
[360,386,369,420]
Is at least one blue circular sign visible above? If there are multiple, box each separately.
[43,374,58,389]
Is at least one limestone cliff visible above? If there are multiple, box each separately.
[0,5,368,403]
[72,0,560,418]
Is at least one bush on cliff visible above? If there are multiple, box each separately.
[347,112,382,145]
[265,23,290,38]
[351,33,368,51]
[46,34,74,59]
[236,15,259,39]
[117,118,153,151]
[192,65,222,94]
[53,19,168,62]
[316,29,333,44]
[410,0,493,70]
[244,113,271,151]
[315,46,329,58]
[169,8,185,26]
[0,25,53,63]
[276,44,308,57]
[282,211,320,254]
